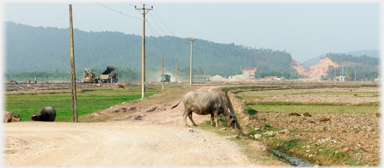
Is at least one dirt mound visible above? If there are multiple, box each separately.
[290,57,338,79]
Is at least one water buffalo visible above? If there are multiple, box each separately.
[4,111,21,123]
[171,91,239,129]
[30,106,56,122]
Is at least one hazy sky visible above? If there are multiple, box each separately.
[2,1,381,63]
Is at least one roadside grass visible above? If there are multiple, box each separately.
[198,119,289,166]
[262,136,370,166]
[4,85,169,122]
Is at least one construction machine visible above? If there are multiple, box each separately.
[83,69,97,83]
[159,74,171,82]
[101,66,118,83]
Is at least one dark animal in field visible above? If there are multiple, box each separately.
[289,112,301,116]
[319,117,330,122]
[30,106,56,122]
[171,91,239,129]
[4,111,21,123]
[117,84,125,89]
[303,112,312,117]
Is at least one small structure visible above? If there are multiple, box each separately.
[194,75,211,81]
[242,68,256,79]
[210,75,226,81]
[265,76,277,80]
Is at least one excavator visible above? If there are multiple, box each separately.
[82,69,98,83]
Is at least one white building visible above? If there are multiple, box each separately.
[242,68,256,79]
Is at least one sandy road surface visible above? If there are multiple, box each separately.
[4,86,276,167]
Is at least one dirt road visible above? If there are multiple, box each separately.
[4,86,287,166]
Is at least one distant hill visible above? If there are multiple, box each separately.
[5,21,294,76]
[301,54,325,67]
[301,50,379,67]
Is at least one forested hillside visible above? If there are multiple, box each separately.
[323,53,379,68]
[301,50,379,67]
[5,21,294,77]
[323,53,380,81]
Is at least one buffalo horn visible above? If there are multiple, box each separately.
[228,108,236,119]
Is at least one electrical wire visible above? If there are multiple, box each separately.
[95,2,141,20]
[149,12,167,36]
[146,20,164,53]
[121,2,136,7]
[153,10,175,36]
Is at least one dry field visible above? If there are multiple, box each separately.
[227,84,380,166]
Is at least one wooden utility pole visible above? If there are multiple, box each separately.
[355,70,357,82]
[69,4,78,122]
[188,39,196,86]
[257,66,259,84]
[135,4,153,98]
[334,61,338,84]
[162,52,164,92]
[175,59,177,84]
[298,71,300,84]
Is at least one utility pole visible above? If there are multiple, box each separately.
[162,52,164,92]
[298,71,300,84]
[257,66,259,82]
[188,39,196,86]
[355,70,357,82]
[69,4,78,122]
[175,59,177,84]
[334,61,338,84]
[135,4,153,99]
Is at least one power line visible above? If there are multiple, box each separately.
[146,21,162,37]
[120,2,136,7]
[149,12,167,36]
[95,2,141,20]
[146,20,164,53]
[153,10,175,36]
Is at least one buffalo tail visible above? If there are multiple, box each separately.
[171,96,184,109]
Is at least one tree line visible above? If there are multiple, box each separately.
[325,65,379,81]
[6,21,294,75]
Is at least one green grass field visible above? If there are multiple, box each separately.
[5,85,164,122]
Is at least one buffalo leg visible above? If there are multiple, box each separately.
[210,113,214,126]
[183,111,190,127]
[188,113,197,126]
[215,115,219,127]
[214,111,219,127]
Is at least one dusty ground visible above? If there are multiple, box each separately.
[3,85,289,167]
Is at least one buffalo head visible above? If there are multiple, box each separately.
[226,108,239,129]
[13,114,21,121]
[30,113,39,121]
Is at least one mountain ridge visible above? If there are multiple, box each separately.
[4,21,294,76]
